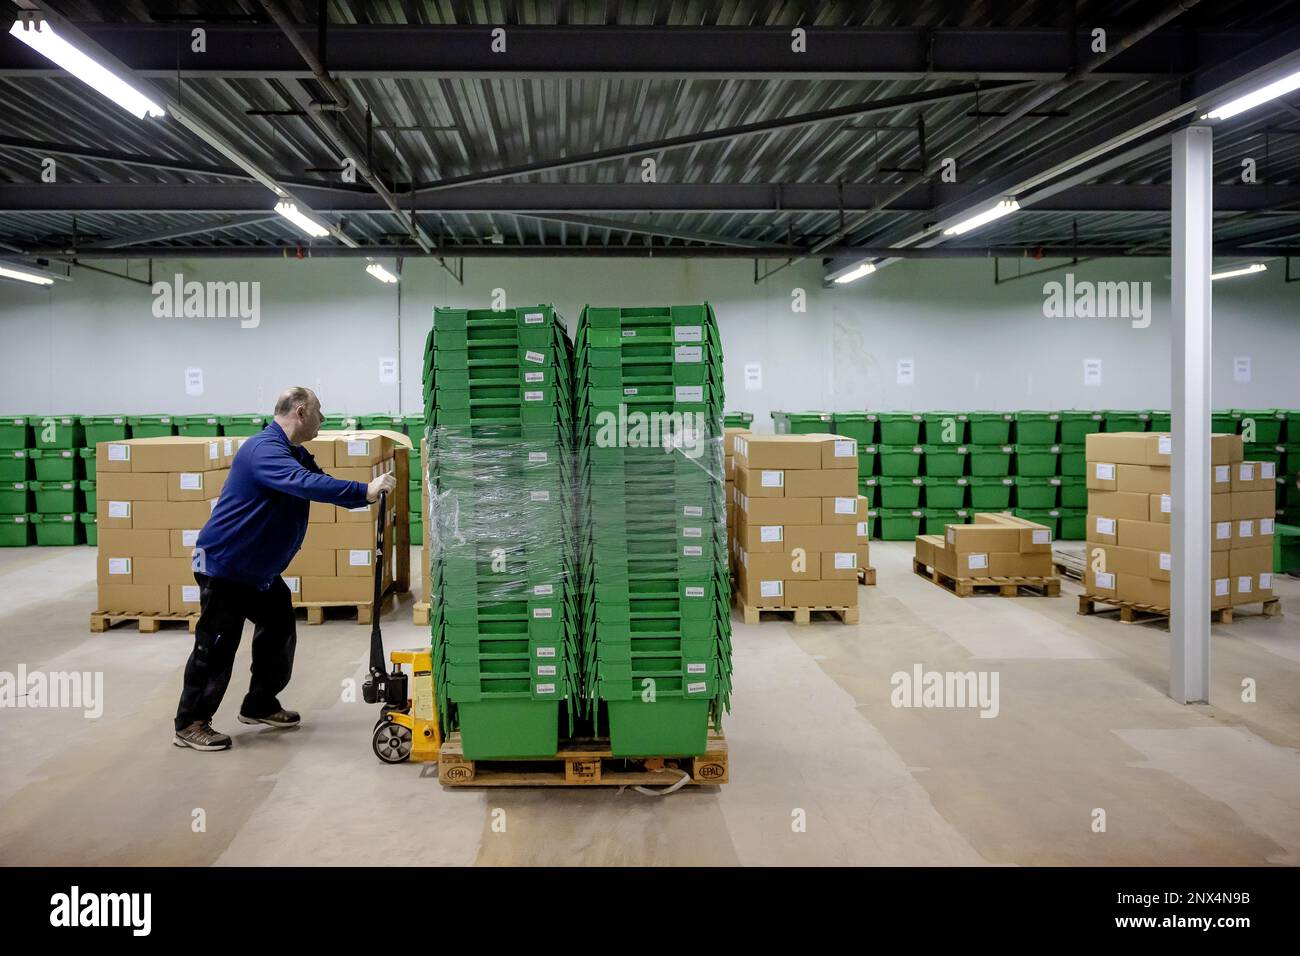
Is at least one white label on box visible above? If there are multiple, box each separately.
[674,345,702,364]
[535,683,556,695]
[739,550,747,568]
[835,440,856,458]
[834,552,856,569]
[856,521,869,537]
[530,490,550,502]
[1261,573,1273,589]
[1159,552,1171,571]
[1215,465,1230,485]
[108,501,131,518]
[108,443,130,461]
[967,553,989,571]
[524,390,544,402]
[686,682,707,695]
[224,438,234,457]
[1238,520,1253,538]
[1157,435,1172,456]
[1161,494,1171,514]
[947,527,956,543]
[1095,517,1116,535]
[283,576,300,594]
[1261,518,1274,535]
[533,607,553,619]
[1239,463,1254,481]
[108,557,131,575]
[761,470,784,488]
[523,312,544,324]
[760,580,783,598]
[533,584,553,596]
[1216,522,1232,539]
[621,329,636,337]
[1095,571,1115,590]
[1262,462,1276,480]
[536,665,557,677]
[1215,578,1229,597]
[1032,529,1051,545]
[1238,576,1252,593]
[683,505,703,517]
[896,358,915,385]
[182,585,200,603]
[1095,462,1116,481]
[683,545,703,557]
[675,325,703,342]
[685,586,705,598]
[182,529,200,546]
[535,646,556,658]
[760,525,783,543]
[347,439,369,457]
[525,371,544,384]
[675,386,703,402]
[739,492,749,511]
[378,357,398,384]
[744,362,762,391]
[205,441,217,461]
[687,662,707,675]
[178,472,202,491]
[682,526,702,538]
[525,350,544,365]
[834,497,855,514]
[349,549,371,566]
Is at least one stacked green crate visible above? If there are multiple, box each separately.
[80,417,124,521]
[424,305,581,760]
[1103,409,1149,432]
[723,411,754,428]
[176,414,221,436]
[576,303,731,758]
[968,412,1013,444]
[321,414,359,430]
[0,419,32,542]
[26,417,82,544]
[218,414,266,437]
[360,414,405,431]
[833,413,877,491]
[1060,410,1103,444]
[772,410,833,434]
[922,411,967,444]
[128,414,176,437]
[1283,411,1300,525]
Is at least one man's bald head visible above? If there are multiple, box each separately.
[273,387,322,444]
[274,387,317,418]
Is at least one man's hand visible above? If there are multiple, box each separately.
[366,473,397,502]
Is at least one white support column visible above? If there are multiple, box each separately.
[1170,125,1213,704]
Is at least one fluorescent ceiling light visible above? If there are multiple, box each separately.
[1202,68,1300,121]
[8,19,164,119]
[1210,263,1267,281]
[942,199,1020,237]
[274,201,330,238]
[0,264,56,286]
[365,263,398,284]
[832,262,876,284]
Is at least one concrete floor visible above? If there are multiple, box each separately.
[0,542,1297,866]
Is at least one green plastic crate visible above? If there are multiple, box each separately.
[80,415,129,444]
[30,448,79,482]
[923,444,968,477]
[1059,478,1087,509]
[877,413,923,444]
[968,444,1014,477]
[1015,444,1061,477]
[0,450,31,482]
[1245,443,1284,466]
[878,477,924,508]
[27,415,83,449]
[360,414,405,430]
[31,480,79,514]
[128,414,176,438]
[0,416,30,450]
[322,414,361,430]
[0,514,33,547]
[176,414,221,436]
[1058,444,1086,477]
[831,412,875,444]
[80,512,97,547]
[402,414,427,437]
[878,445,924,477]
[968,412,1013,444]
[1148,411,1171,431]
[857,478,877,507]
[785,412,835,435]
[455,700,563,759]
[0,481,29,514]
[79,447,96,479]
[1059,411,1104,444]
[922,477,968,509]
[79,480,96,511]
[1013,508,1059,538]
[922,412,968,445]
[858,445,878,477]
[606,698,710,757]
[1014,411,1059,444]
[30,512,81,546]
[923,508,971,535]
[218,414,267,437]
[878,508,923,541]
[1058,508,1086,540]
[723,412,754,428]
[1104,410,1148,432]
[968,476,1014,509]
[1211,411,1237,433]
[862,509,879,539]
[410,519,423,547]
[1014,477,1060,508]
[1234,409,1285,444]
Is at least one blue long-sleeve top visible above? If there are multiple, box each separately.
[194,421,370,589]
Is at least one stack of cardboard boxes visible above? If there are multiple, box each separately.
[731,433,868,610]
[1082,432,1275,610]
[914,512,1054,580]
[724,427,747,571]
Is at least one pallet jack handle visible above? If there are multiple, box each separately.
[367,490,387,678]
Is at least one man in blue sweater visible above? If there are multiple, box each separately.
[174,387,396,752]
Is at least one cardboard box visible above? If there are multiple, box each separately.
[915,534,942,568]
[735,465,787,498]
[945,522,1023,554]
[821,495,866,526]
[734,568,787,607]
[809,434,859,470]
[785,580,857,607]
[1087,513,1120,545]
[1115,464,1170,495]
[98,528,171,558]
[282,575,302,601]
[1232,460,1277,492]
[1086,431,1242,467]
[300,522,377,550]
[308,500,336,524]
[733,517,857,554]
[733,434,824,471]
[300,576,375,603]
[1234,518,1274,548]
[167,468,229,502]
[97,583,169,615]
[737,493,822,526]
[784,468,858,498]
[96,472,167,502]
[128,436,224,474]
[1088,490,1151,522]
[820,550,860,580]
[332,433,391,467]
[96,498,135,530]
[972,512,1053,551]
[1116,573,1169,608]
[1116,519,1167,552]
[337,501,381,524]
[327,466,376,483]
[131,499,217,530]
[736,546,818,580]
[169,528,203,559]
[337,548,376,577]
[169,582,203,615]
[303,438,336,469]
[97,552,137,584]
[284,548,338,577]
[857,544,870,571]
[134,556,197,585]
[1088,544,1150,578]
[1149,493,1233,524]
[1231,491,1275,521]
[1085,567,1119,596]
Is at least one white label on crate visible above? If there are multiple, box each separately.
[835,440,856,458]
[834,497,855,514]
[621,329,636,337]
[760,525,783,543]
[523,312,544,324]
[687,662,707,675]
[1160,494,1171,514]
[524,371,544,384]
[57,450,72,460]
[675,325,703,342]
[108,557,131,575]
[1238,576,1252,594]
[182,585,200,603]
[182,529,199,547]
[856,521,869,537]
[1216,521,1232,540]
[1032,530,1051,545]
[535,683,556,695]
[108,443,130,462]
[682,526,702,538]
[533,607,553,619]
[536,665,557,677]
[685,586,705,598]
[760,580,783,598]
[761,470,784,488]
[683,545,703,557]
[744,362,762,391]
[674,345,702,364]
[1262,462,1276,480]
[1261,573,1273,589]
[1239,463,1255,482]
[1157,435,1172,456]
[524,390,544,402]
[1095,571,1115,590]
[967,553,989,571]
[108,501,131,519]
[528,451,549,463]
[623,387,638,396]
[1159,552,1171,571]
[347,439,369,457]
[535,646,556,658]
[1214,465,1230,485]
[349,549,371,566]
[283,576,300,594]
[1095,517,1116,535]
[530,490,550,502]
[1215,579,1230,597]
[834,552,855,569]
[675,386,703,402]
[524,350,545,365]
[1261,518,1275,535]
[686,682,707,695]
[683,505,703,518]
[1095,462,1116,481]
[1239,520,1254,538]
[533,584,553,596]
[178,472,202,491]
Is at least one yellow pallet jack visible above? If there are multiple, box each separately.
[362,492,440,763]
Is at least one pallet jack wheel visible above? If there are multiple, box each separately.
[372,721,412,764]
[374,706,403,732]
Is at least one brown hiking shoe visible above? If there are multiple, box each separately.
[173,720,232,751]
[238,708,300,728]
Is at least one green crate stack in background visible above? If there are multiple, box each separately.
[0,415,34,545]
[219,414,266,437]
[424,305,581,760]
[21,416,83,544]
[723,411,753,428]
[576,303,732,758]
[772,410,833,434]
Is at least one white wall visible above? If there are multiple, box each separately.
[0,254,1296,428]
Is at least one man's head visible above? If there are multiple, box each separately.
[273,387,323,444]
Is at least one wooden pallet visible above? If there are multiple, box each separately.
[734,596,859,625]
[437,731,728,787]
[1079,593,1282,625]
[858,566,877,586]
[412,601,430,626]
[90,612,198,634]
[913,557,1061,598]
